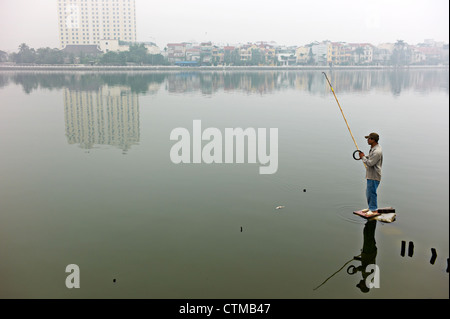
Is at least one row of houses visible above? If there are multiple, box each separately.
[3,39,447,66]
[165,39,449,66]
[166,41,280,66]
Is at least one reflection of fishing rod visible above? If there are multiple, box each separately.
[322,72,366,168]
[313,254,361,291]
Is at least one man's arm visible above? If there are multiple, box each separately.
[361,149,382,167]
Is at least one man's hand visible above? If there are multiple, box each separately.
[359,151,365,159]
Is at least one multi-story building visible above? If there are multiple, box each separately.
[330,42,347,65]
[296,46,309,65]
[276,46,297,66]
[57,0,137,49]
[309,41,331,66]
[256,42,276,65]
[200,42,213,64]
[0,50,9,62]
[373,43,395,65]
[239,43,254,62]
[186,46,201,62]
[167,43,187,63]
[212,46,224,65]
[347,43,374,64]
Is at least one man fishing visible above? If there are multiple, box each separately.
[322,73,388,217]
[359,133,383,216]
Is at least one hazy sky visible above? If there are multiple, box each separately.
[0,0,448,52]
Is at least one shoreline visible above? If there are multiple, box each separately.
[0,64,448,72]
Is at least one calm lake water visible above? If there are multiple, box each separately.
[0,69,448,299]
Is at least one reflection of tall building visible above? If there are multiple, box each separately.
[64,86,139,152]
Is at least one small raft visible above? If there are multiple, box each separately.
[353,207,396,223]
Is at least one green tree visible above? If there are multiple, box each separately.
[12,43,36,63]
[145,54,165,65]
[100,51,126,65]
[392,40,411,66]
[354,47,364,65]
[35,47,65,64]
[307,47,315,65]
[251,49,264,65]
[231,48,241,66]
[127,43,148,64]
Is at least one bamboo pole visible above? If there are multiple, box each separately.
[322,72,366,168]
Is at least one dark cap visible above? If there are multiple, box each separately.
[365,132,379,142]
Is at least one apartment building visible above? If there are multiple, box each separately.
[239,44,255,62]
[166,43,187,63]
[57,0,137,49]
[296,46,309,64]
[330,42,346,65]
[276,46,297,66]
[347,43,374,64]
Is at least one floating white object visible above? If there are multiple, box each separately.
[373,213,396,223]
[275,206,285,210]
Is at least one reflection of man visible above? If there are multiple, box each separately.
[313,220,378,292]
[359,133,383,216]
[355,220,378,293]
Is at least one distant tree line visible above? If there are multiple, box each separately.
[99,43,167,65]
[7,43,167,66]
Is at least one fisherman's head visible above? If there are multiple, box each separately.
[365,132,379,145]
[356,280,371,293]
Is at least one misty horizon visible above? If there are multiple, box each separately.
[0,0,449,52]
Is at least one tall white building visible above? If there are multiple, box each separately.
[57,0,137,49]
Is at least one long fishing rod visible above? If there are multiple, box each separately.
[322,72,366,168]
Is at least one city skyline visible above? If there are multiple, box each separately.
[0,0,449,52]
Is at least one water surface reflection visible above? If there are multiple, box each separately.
[63,86,140,152]
[314,219,379,294]
[1,69,448,96]
[0,69,447,298]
